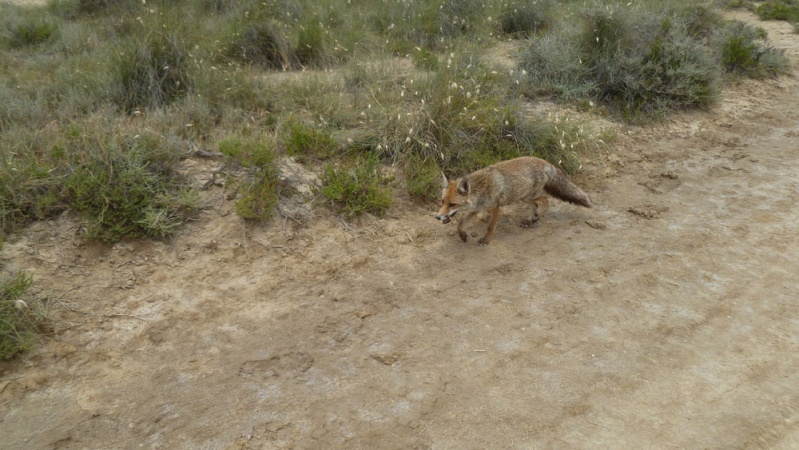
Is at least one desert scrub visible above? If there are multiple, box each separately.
[218,135,282,221]
[0,270,47,360]
[321,154,393,217]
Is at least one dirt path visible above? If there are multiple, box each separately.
[3,11,799,450]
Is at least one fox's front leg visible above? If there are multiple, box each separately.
[478,206,500,246]
[457,211,477,242]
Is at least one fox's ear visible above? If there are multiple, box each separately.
[457,178,470,195]
[440,172,449,189]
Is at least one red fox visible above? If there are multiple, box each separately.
[436,156,594,245]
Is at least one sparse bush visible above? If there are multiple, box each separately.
[321,154,393,217]
[0,270,47,360]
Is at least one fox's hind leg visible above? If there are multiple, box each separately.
[521,196,548,228]
[458,211,477,242]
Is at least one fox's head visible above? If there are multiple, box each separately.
[436,173,473,224]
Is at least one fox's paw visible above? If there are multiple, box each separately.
[458,230,469,242]
[520,219,540,228]
[478,236,491,246]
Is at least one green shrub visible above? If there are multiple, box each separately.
[0,270,46,360]
[284,121,338,162]
[321,154,393,217]
[218,134,276,168]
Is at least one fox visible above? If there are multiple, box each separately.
[436,156,594,245]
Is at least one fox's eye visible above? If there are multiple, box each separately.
[449,203,458,208]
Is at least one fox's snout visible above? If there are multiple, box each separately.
[436,214,452,224]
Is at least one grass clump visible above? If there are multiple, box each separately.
[0,270,47,360]
[219,135,282,221]
[321,154,393,217]
[226,20,294,69]
[113,30,194,112]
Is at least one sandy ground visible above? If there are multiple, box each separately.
[2,10,799,450]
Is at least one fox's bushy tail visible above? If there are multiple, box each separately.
[544,168,595,208]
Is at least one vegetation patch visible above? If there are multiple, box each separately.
[519,4,788,122]
[756,1,799,22]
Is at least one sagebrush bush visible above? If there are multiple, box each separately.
[321,154,393,217]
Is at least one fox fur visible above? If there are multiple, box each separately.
[436,156,594,245]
